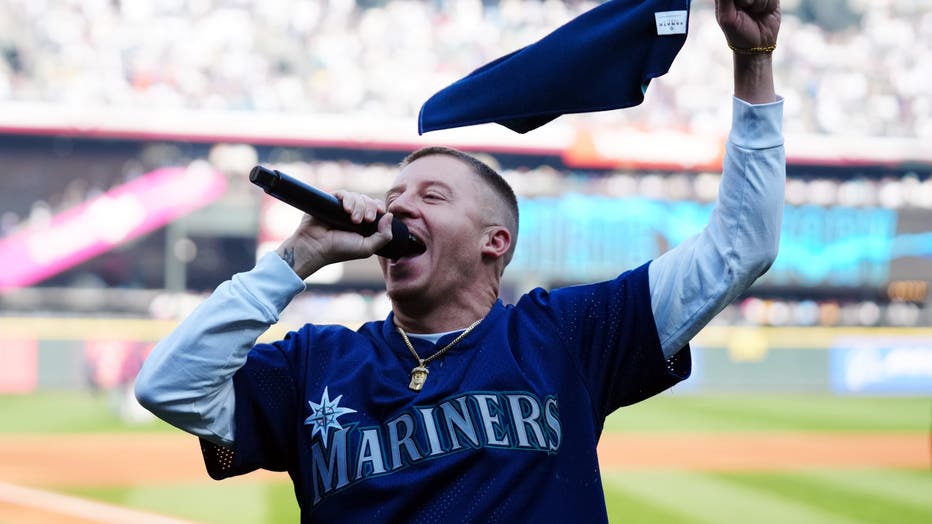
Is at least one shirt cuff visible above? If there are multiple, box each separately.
[245,252,307,314]
[730,96,784,150]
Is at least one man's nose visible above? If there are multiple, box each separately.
[387,192,417,217]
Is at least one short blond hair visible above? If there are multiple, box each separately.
[402,146,519,266]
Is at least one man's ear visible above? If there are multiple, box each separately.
[480,226,512,260]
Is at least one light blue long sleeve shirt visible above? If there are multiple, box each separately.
[136,97,785,447]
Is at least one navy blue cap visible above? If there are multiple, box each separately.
[418,0,691,135]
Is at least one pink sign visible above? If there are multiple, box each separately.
[0,163,227,290]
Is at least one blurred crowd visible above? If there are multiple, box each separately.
[266,155,932,209]
[1,0,930,327]
[1,0,929,138]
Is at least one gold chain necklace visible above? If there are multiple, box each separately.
[396,319,482,392]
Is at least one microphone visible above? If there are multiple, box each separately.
[249,166,426,260]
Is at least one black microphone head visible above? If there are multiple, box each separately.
[249,166,278,189]
[376,220,427,260]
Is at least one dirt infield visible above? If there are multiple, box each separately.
[0,432,927,489]
[0,434,284,488]
[598,432,929,471]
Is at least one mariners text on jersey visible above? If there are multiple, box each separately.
[307,389,561,505]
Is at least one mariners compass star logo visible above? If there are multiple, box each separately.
[304,387,356,445]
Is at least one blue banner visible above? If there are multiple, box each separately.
[830,337,932,394]
[511,196,914,287]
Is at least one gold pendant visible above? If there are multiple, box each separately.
[409,365,429,391]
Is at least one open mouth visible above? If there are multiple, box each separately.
[403,231,427,258]
[387,226,425,262]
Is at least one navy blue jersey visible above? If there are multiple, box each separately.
[201,261,690,522]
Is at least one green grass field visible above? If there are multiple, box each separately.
[2,392,929,523]
[603,469,932,524]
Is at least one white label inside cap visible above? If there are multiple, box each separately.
[655,10,688,35]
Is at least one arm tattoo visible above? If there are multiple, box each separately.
[280,247,296,269]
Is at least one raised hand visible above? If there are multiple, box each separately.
[715,0,781,51]
[715,0,781,104]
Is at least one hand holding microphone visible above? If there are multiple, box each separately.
[250,166,426,263]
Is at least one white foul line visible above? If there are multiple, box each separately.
[0,481,198,524]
